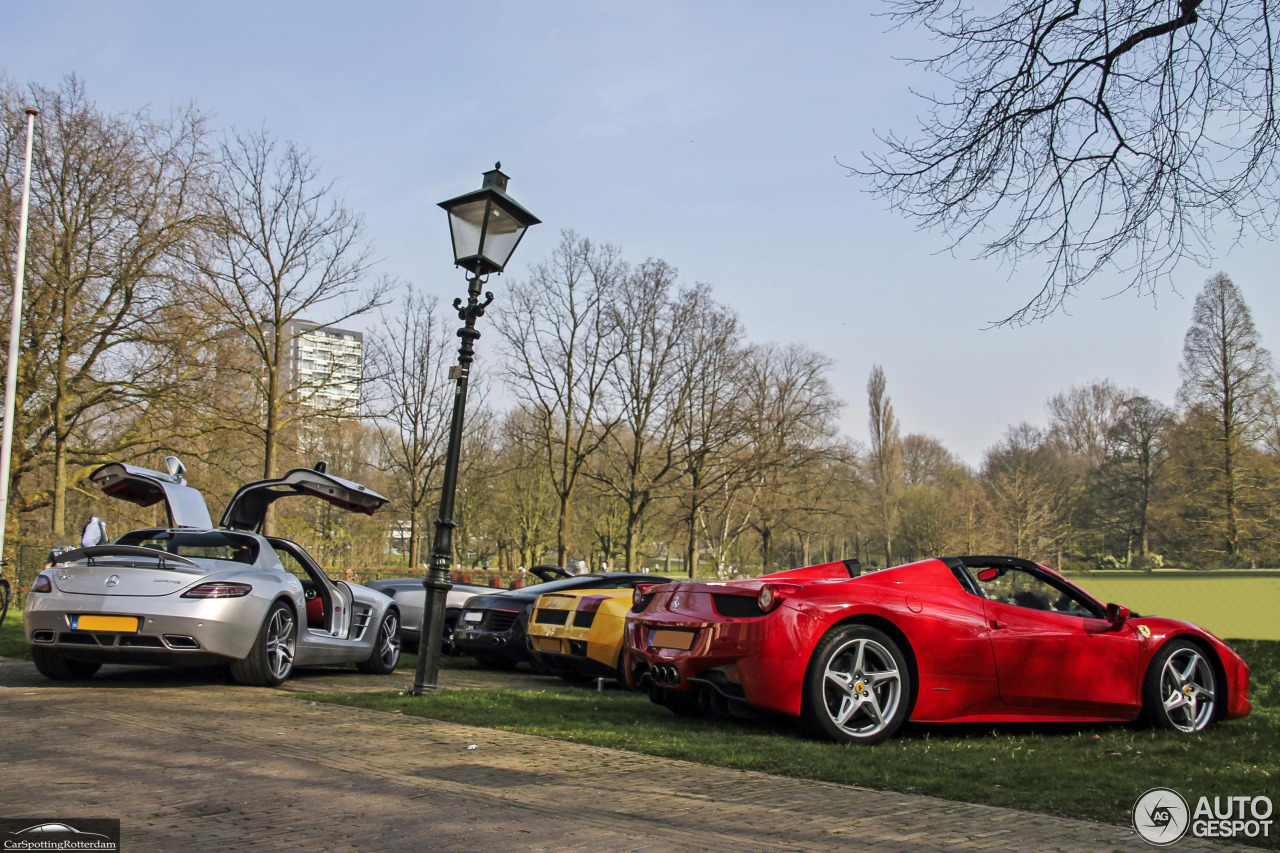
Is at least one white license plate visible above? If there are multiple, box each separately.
[462,611,482,623]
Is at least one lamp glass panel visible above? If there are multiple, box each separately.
[479,203,525,270]
[447,199,488,262]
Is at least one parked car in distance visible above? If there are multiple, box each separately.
[456,571,673,669]
[364,577,499,656]
[628,555,1251,744]
[527,583,670,685]
[24,458,402,687]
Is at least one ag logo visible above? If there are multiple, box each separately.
[105,574,120,588]
[1133,787,1190,846]
[1138,624,1152,638]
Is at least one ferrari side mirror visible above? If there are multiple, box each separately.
[1104,603,1130,626]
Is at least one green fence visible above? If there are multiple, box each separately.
[1063,571,1280,641]
[3,543,59,610]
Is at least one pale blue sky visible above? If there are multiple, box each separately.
[5,1,1276,464]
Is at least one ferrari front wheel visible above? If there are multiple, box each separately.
[802,625,910,745]
[1142,639,1220,733]
[231,601,297,687]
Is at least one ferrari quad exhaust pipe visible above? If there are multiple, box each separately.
[650,664,681,686]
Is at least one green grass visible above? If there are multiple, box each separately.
[303,639,1280,843]
[0,611,29,659]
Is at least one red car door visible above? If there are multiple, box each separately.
[984,599,1142,716]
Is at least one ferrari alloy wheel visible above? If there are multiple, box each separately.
[1143,640,1219,733]
[358,610,401,674]
[31,647,101,680]
[803,625,910,744]
[231,601,297,687]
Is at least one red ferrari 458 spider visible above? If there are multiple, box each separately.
[626,556,1251,744]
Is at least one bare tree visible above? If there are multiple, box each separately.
[745,343,842,569]
[490,410,558,569]
[451,405,500,570]
[495,231,623,566]
[981,423,1065,561]
[1176,272,1276,557]
[897,433,971,561]
[0,76,211,535]
[897,481,964,560]
[367,288,454,567]
[592,260,697,570]
[1093,394,1172,564]
[1046,380,1127,465]
[1043,379,1129,558]
[672,292,746,577]
[867,365,902,566]
[862,1,1280,322]
[197,129,384,496]
[983,467,1063,560]
[901,433,960,486]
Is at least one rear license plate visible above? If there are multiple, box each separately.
[462,611,482,623]
[650,629,695,650]
[72,615,140,633]
[535,637,562,652]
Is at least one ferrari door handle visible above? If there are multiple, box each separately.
[990,619,1007,630]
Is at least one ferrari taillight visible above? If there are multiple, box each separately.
[181,582,253,599]
[30,573,52,594]
[757,583,800,613]
[632,584,656,611]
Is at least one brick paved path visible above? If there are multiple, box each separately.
[0,658,1263,853]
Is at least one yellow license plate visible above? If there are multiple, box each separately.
[650,629,695,650]
[73,615,140,633]
[535,637,562,653]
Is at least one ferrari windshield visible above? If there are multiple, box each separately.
[116,530,260,564]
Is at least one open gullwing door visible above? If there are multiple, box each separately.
[220,463,389,533]
[89,458,214,529]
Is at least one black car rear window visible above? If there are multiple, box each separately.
[530,575,665,593]
[117,530,259,564]
[521,577,602,594]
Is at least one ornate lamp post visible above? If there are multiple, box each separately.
[411,164,540,695]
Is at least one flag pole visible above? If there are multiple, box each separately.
[0,107,40,564]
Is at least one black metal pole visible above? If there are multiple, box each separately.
[411,271,493,695]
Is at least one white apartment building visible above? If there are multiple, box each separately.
[283,320,364,415]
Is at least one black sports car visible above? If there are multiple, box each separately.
[454,570,672,669]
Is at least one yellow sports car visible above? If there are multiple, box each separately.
[526,586,650,685]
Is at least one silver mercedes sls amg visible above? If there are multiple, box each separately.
[24,457,401,686]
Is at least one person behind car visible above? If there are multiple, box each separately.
[80,516,108,548]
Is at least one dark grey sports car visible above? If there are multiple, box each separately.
[24,458,401,686]
[363,576,499,655]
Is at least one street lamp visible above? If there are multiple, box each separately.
[411,164,540,695]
